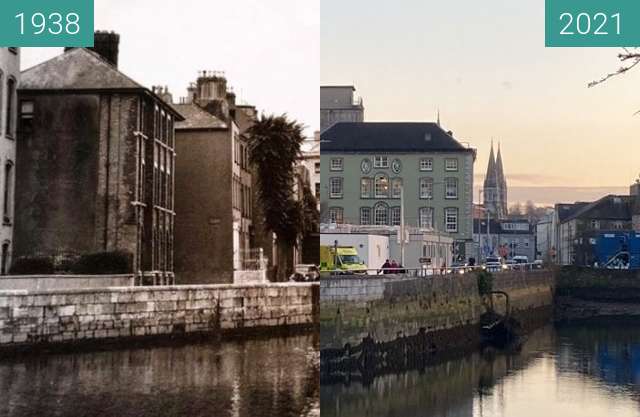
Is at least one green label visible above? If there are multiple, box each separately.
[546,0,640,47]
[0,0,94,47]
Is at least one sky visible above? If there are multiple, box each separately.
[321,0,640,205]
[21,0,320,136]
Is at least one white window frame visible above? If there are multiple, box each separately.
[374,203,388,225]
[330,158,343,171]
[445,208,458,233]
[391,207,401,226]
[419,207,434,229]
[591,219,600,230]
[361,177,372,198]
[329,207,344,224]
[420,158,433,171]
[391,178,402,199]
[445,177,458,199]
[360,207,371,225]
[445,158,458,171]
[374,174,389,198]
[329,177,343,198]
[374,156,389,168]
[419,177,433,199]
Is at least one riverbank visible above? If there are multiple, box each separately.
[0,282,319,354]
[320,269,554,380]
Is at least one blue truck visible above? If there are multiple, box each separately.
[593,232,640,269]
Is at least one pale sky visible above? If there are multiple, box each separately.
[21,0,320,136]
[322,0,640,203]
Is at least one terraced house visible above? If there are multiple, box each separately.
[321,122,476,261]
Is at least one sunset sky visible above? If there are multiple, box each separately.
[322,0,640,205]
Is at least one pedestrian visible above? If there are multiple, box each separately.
[378,259,391,274]
[390,259,399,273]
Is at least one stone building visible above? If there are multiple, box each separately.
[173,72,255,284]
[483,142,508,219]
[300,131,320,208]
[320,86,364,131]
[321,122,476,262]
[0,48,19,274]
[15,32,183,281]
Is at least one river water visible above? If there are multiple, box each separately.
[321,320,640,417]
[0,333,319,417]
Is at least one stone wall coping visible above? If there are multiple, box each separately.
[0,274,135,280]
[0,282,319,297]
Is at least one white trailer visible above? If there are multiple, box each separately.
[320,233,389,274]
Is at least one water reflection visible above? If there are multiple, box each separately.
[0,333,319,417]
[321,321,640,417]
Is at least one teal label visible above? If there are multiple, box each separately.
[546,0,640,47]
[0,0,94,47]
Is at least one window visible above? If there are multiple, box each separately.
[374,203,388,225]
[3,161,13,224]
[445,208,458,233]
[419,207,434,229]
[360,207,371,225]
[20,100,34,133]
[391,207,401,226]
[614,221,624,230]
[329,177,343,198]
[419,177,433,199]
[5,78,16,137]
[445,158,458,171]
[445,177,458,199]
[314,162,320,173]
[329,207,344,224]
[374,174,389,198]
[420,158,433,171]
[374,156,389,168]
[391,178,402,198]
[1,242,9,275]
[315,183,320,200]
[330,158,343,171]
[361,177,372,198]
[591,220,600,230]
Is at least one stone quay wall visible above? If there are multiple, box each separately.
[0,282,319,349]
[0,275,135,291]
[320,270,554,349]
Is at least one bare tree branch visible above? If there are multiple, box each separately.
[588,48,640,88]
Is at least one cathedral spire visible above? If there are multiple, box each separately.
[483,140,497,188]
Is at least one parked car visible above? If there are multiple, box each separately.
[484,256,503,272]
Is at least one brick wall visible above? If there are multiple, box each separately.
[320,270,554,349]
[0,282,319,347]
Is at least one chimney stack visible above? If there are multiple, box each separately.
[65,30,120,68]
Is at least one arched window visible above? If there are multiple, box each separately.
[374,203,388,225]
[3,160,13,224]
[374,174,389,198]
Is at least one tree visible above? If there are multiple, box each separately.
[246,114,306,281]
[589,49,640,89]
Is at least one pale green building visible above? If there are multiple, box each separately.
[321,122,476,261]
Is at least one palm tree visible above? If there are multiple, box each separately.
[246,114,306,280]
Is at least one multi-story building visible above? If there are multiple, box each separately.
[0,48,19,274]
[320,86,364,131]
[15,32,182,281]
[300,131,320,208]
[321,122,476,262]
[473,218,535,262]
[483,142,508,219]
[173,72,255,284]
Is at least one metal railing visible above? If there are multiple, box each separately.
[320,262,546,278]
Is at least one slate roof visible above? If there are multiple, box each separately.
[562,195,632,223]
[173,103,227,130]
[321,122,474,153]
[20,48,184,120]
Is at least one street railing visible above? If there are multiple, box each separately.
[320,263,545,278]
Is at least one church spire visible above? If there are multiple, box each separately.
[483,140,497,188]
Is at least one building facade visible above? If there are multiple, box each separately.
[0,48,19,274]
[473,218,535,262]
[321,122,476,262]
[320,86,364,131]
[483,142,508,219]
[15,33,182,280]
[300,131,320,208]
[173,72,255,284]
